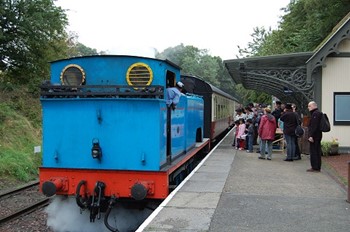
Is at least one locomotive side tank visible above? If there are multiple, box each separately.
[39,56,208,227]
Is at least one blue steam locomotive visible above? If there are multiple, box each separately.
[39,55,236,231]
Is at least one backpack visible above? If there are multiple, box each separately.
[319,113,331,132]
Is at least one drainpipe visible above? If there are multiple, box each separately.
[348,161,350,203]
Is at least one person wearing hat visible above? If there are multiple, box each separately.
[166,81,184,110]
[280,103,298,161]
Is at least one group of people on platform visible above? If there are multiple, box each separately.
[232,100,323,172]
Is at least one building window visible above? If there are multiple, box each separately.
[334,92,350,125]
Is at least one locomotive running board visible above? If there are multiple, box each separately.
[161,138,210,174]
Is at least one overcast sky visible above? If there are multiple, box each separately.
[55,0,290,60]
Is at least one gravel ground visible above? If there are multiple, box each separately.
[0,180,53,232]
[0,208,53,232]
[0,185,47,219]
[0,179,23,193]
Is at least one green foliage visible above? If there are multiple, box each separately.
[0,0,68,85]
[239,0,350,57]
[156,44,238,99]
[277,0,350,53]
[321,140,340,156]
[321,141,332,156]
[234,84,271,106]
[0,103,41,182]
[73,42,99,56]
[0,147,41,181]
[241,0,350,57]
[66,32,99,57]
[236,0,350,103]
[237,27,272,58]
[0,82,41,127]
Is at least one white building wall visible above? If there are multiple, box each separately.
[321,39,350,147]
[338,39,350,52]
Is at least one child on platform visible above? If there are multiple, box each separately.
[236,118,246,150]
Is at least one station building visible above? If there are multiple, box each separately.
[224,13,350,152]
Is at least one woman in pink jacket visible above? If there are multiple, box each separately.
[258,108,277,160]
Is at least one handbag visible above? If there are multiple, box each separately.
[295,125,304,137]
[294,112,304,137]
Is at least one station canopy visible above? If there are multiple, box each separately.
[224,52,314,111]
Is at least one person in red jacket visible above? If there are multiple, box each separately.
[258,108,277,160]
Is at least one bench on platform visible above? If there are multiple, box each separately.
[272,128,285,152]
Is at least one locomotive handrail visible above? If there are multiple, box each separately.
[40,84,164,98]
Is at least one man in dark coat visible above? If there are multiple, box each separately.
[280,103,298,161]
[307,101,322,172]
[272,101,282,125]
[292,104,302,160]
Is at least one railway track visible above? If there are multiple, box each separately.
[0,181,50,225]
[0,181,40,198]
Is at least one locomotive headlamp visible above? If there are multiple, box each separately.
[91,139,102,160]
[60,64,85,86]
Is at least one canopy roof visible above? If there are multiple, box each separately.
[224,13,350,113]
[224,52,314,111]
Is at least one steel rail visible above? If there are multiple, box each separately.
[0,181,40,199]
[0,198,50,225]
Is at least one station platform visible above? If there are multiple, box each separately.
[137,130,350,232]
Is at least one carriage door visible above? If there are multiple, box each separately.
[166,71,175,165]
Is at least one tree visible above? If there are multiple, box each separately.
[237,27,271,58]
[235,27,273,104]
[235,0,350,104]
[257,0,350,56]
[0,0,68,84]
[156,44,240,100]
[214,56,236,95]
[158,45,220,85]
[66,31,99,57]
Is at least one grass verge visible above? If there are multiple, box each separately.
[0,87,42,189]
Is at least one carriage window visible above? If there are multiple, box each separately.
[214,96,217,120]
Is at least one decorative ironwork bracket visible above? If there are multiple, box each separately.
[306,19,350,83]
